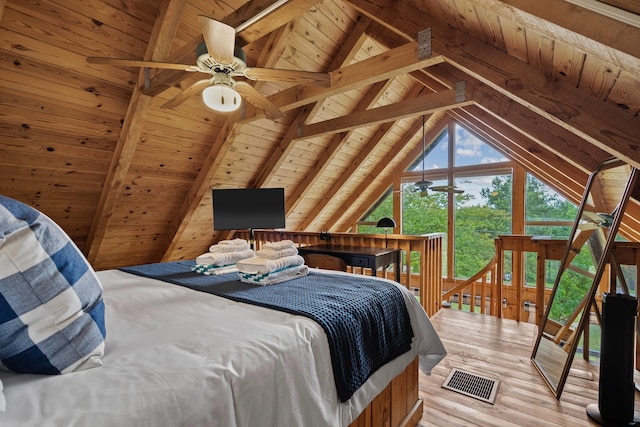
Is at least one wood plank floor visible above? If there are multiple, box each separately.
[417,309,640,426]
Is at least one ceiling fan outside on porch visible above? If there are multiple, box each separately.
[86,15,332,120]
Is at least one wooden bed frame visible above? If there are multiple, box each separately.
[349,357,422,427]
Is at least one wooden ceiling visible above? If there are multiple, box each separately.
[1,0,639,270]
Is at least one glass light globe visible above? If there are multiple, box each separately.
[202,84,241,112]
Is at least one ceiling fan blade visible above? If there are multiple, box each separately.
[235,82,284,120]
[243,68,332,87]
[198,15,235,65]
[431,185,464,194]
[161,79,212,109]
[86,57,200,72]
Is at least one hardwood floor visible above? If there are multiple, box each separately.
[417,309,640,426]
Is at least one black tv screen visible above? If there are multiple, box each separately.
[212,188,286,230]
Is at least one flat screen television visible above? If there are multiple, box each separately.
[212,187,286,231]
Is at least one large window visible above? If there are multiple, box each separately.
[358,120,581,285]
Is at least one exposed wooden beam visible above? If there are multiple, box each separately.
[85,0,186,264]
[231,0,321,45]
[296,82,470,138]
[473,0,640,64]
[239,41,447,122]
[300,84,426,231]
[424,63,612,173]
[297,120,394,230]
[371,22,611,178]
[284,79,392,215]
[251,15,372,190]
[596,0,640,15]
[347,0,640,171]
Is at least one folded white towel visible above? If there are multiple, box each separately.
[191,264,239,275]
[255,246,298,259]
[196,249,255,267]
[239,264,309,286]
[236,254,305,275]
[264,240,296,250]
[209,239,250,253]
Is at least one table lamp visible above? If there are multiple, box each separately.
[376,217,396,247]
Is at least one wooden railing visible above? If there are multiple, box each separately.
[236,230,444,316]
[442,248,499,316]
[441,235,568,326]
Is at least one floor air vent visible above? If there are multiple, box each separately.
[441,368,499,404]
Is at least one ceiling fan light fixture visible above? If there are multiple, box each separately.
[202,83,241,112]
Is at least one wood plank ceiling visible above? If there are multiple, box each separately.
[0,0,638,270]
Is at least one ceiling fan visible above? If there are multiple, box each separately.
[412,115,464,196]
[86,15,332,120]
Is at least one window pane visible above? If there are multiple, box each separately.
[410,127,449,171]
[401,181,448,235]
[401,181,448,274]
[454,124,507,167]
[525,174,577,223]
[454,174,512,279]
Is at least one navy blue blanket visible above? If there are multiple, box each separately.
[120,260,414,402]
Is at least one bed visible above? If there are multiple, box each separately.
[0,196,446,426]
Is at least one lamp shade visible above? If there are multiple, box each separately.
[202,84,241,112]
[376,217,396,228]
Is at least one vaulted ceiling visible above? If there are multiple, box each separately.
[1,0,639,270]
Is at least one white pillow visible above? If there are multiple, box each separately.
[0,195,106,374]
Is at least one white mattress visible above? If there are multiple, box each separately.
[0,268,446,426]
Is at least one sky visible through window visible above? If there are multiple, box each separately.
[455,125,509,206]
[411,124,509,207]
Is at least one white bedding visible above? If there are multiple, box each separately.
[0,268,446,427]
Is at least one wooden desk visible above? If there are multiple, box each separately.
[298,245,401,282]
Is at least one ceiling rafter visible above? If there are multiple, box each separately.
[85,0,187,264]
[472,0,640,61]
[239,41,447,121]
[250,15,373,190]
[423,63,612,172]
[367,19,611,177]
[284,79,393,216]
[298,83,427,230]
[347,0,640,171]
[296,82,471,138]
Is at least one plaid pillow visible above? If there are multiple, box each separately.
[0,195,106,374]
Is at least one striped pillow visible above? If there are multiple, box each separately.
[0,195,106,374]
